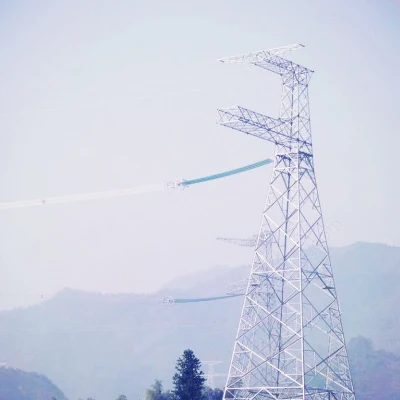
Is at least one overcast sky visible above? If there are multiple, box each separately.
[0,0,399,309]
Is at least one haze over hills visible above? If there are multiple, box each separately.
[347,336,400,400]
[0,242,398,400]
[0,367,67,400]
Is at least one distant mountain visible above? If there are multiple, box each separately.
[332,242,400,352]
[0,242,398,400]
[348,336,400,400]
[0,367,67,400]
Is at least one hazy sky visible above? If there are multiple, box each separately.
[0,0,399,309]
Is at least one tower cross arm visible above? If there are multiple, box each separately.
[219,44,313,81]
[219,44,304,62]
[217,106,308,147]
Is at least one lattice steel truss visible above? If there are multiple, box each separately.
[218,45,356,400]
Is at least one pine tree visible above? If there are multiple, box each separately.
[145,380,172,400]
[172,349,205,400]
[203,387,223,400]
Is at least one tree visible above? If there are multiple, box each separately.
[172,349,206,400]
[145,380,172,400]
[203,387,223,400]
[116,395,128,400]
[162,391,173,400]
[146,380,162,400]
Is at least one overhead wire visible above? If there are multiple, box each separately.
[173,294,243,304]
[181,159,273,187]
[0,159,272,211]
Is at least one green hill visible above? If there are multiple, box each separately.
[0,367,67,400]
[348,336,400,400]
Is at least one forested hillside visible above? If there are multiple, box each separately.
[0,367,67,400]
[348,337,400,400]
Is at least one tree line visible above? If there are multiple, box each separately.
[75,349,223,400]
[145,349,223,400]
[58,337,400,400]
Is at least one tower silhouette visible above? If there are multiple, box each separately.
[217,45,356,400]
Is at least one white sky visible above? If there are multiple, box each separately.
[0,0,399,309]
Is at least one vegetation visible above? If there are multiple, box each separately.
[1,244,400,399]
[348,336,400,400]
[146,349,222,400]
[143,339,400,400]
[0,367,67,400]
[4,339,400,400]
[1,244,400,400]
[202,387,224,400]
[172,349,206,400]
[78,396,128,400]
[145,380,172,400]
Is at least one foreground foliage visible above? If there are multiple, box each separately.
[146,349,222,400]
[172,349,206,400]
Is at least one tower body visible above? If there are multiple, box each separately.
[218,45,356,400]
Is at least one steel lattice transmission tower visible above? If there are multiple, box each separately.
[217,44,356,400]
